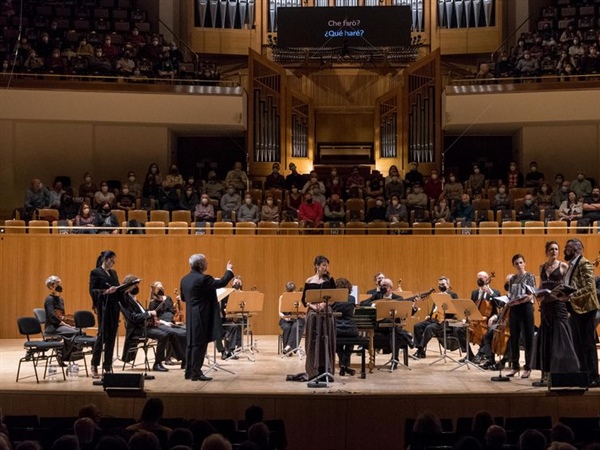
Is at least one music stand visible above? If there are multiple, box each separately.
[429,295,460,366]
[375,301,414,372]
[450,299,485,372]
[226,291,264,361]
[304,288,348,388]
[279,292,306,360]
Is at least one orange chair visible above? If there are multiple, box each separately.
[323,222,345,235]
[345,221,367,235]
[127,209,148,224]
[524,221,545,235]
[412,222,433,235]
[150,210,170,224]
[171,210,192,225]
[111,209,126,226]
[145,221,166,234]
[213,222,234,235]
[236,222,257,235]
[37,208,59,222]
[389,221,410,235]
[367,221,388,235]
[435,222,455,235]
[501,221,522,235]
[168,221,189,235]
[4,219,26,234]
[546,221,568,235]
[257,221,279,235]
[28,220,51,234]
[478,222,499,235]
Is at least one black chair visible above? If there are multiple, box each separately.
[16,317,65,383]
[32,307,59,339]
[121,323,157,372]
[73,310,98,377]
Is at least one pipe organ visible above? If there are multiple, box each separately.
[379,100,398,159]
[439,0,494,29]
[196,0,256,29]
[291,97,309,158]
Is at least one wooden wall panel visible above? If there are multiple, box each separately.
[1,234,599,338]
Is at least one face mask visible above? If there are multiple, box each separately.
[510,166,516,171]
[188,179,194,184]
[333,180,339,185]
[376,201,383,207]
[392,200,399,206]
[562,187,568,192]
[228,188,235,194]
[306,198,313,204]
[477,279,486,287]
[525,200,532,206]
[449,177,455,182]
[102,207,110,214]
[83,208,90,214]
[245,198,252,204]
[151,167,157,174]
[313,189,320,195]
[129,176,135,182]
[85,177,91,183]
[473,169,480,174]
[391,177,398,183]
[531,166,537,172]
[292,188,298,193]
[186,190,193,196]
[201,198,208,204]
[233,283,242,290]
[157,288,164,295]
[439,203,446,209]
[577,175,584,180]
[431,174,438,180]
[267,200,273,206]
[438,285,447,292]
[55,285,63,293]
[564,252,574,262]
[122,189,129,195]
[130,286,139,295]
[331,171,337,177]
[101,186,108,192]
[541,187,548,192]
[499,188,506,194]
[311,177,317,183]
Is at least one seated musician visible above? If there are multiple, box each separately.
[458,271,500,365]
[366,272,386,295]
[360,278,413,369]
[43,275,79,363]
[332,277,358,376]
[479,275,512,370]
[148,281,187,366]
[278,281,306,355]
[413,276,458,359]
[217,275,243,360]
[119,275,184,372]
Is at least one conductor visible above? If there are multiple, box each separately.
[180,254,234,381]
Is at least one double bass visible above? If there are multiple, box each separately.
[491,303,511,357]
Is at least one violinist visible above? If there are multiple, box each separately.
[119,275,183,372]
[467,272,501,365]
[412,276,458,359]
[43,275,78,364]
[148,281,187,366]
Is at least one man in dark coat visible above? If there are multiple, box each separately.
[180,254,234,381]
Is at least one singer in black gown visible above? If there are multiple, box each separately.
[301,255,336,380]
[531,241,579,384]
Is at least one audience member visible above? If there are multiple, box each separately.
[485,425,507,450]
[475,63,494,83]
[115,184,136,211]
[452,194,474,224]
[201,434,232,450]
[550,423,575,445]
[493,185,510,211]
[194,194,217,223]
[225,161,249,192]
[247,423,269,450]
[264,163,285,190]
[453,436,482,450]
[143,173,160,200]
[581,186,600,223]
[157,50,176,78]
[147,163,163,185]
[129,430,161,450]
[24,177,51,212]
[58,191,78,219]
[298,192,323,230]
[260,193,280,222]
[516,193,540,221]
[23,49,44,72]
[48,180,66,209]
[285,162,304,191]
[405,161,424,190]
[169,428,194,449]
[78,404,102,424]
[506,162,524,188]
[237,193,259,223]
[94,182,115,208]
[324,194,345,222]
[366,170,384,199]
[203,171,225,201]
[406,184,428,210]
[571,170,592,199]
[74,417,98,450]
[94,436,128,450]
[345,166,366,196]
[158,180,185,211]
[385,172,405,200]
[245,405,264,428]
[535,182,553,209]
[440,172,463,207]
[47,49,67,74]
[126,398,172,434]
[553,180,571,209]
[524,162,544,189]
[14,441,42,450]
[366,196,387,222]
[515,51,539,77]
[94,202,119,234]
[386,194,408,223]
[284,185,302,220]
[423,170,443,201]
[432,198,452,223]
[181,185,200,211]
[302,170,325,194]
[76,38,94,57]
[165,164,184,189]
[467,164,485,197]
[50,435,79,450]
[518,429,546,450]
[189,420,217,450]
[116,52,136,75]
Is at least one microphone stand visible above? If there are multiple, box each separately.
[451,308,484,372]
[280,301,304,360]
[429,303,459,366]
[307,294,334,388]
[92,290,110,387]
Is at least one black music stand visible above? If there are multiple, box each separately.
[429,296,460,367]
[226,291,264,361]
[375,301,414,372]
[450,299,485,372]
[279,292,306,360]
[304,288,348,388]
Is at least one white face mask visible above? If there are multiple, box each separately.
[267,200,273,206]
[201,198,208,204]
[245,198,252,205]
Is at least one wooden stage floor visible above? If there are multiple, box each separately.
[1,336,598,450]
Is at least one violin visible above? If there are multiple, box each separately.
[469,271,496,345]
[55,309,75,327]
[593,251,600,268]
[491,304,511,356]
[173,288,184,323]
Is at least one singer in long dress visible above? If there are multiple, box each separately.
[301,255,336,380]
[531,241,579,385]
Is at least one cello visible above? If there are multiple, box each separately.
[469,272,495,345]
[491,303,511,357]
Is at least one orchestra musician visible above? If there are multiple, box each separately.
[530,241,580,387]
[464,271,501,365]
[120,275,183,372]
[412,276,458,359]
[360,277,414,369]
[505,254,537,379]
[278,281,306,355]
[43,275,78,364]
[89,250,121,379]
[366,272,386,295]
[559,238,600,388]
[217,275,243,360]
[180,254,234,381]
[332,277,358,376]
[301,255,336,382]
[148,281,187,367]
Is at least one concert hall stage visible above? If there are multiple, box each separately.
[1,336,598,450]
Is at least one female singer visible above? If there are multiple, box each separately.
[301,255,336,382]
[89,250,120,378]
[530,241,579,386]
[506,254,536,378]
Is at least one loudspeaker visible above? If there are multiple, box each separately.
[103,373,145,397]
[548,372,588,392]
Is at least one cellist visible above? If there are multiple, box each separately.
[464,271,500,365]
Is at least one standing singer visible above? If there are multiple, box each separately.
[180,254,234,381]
